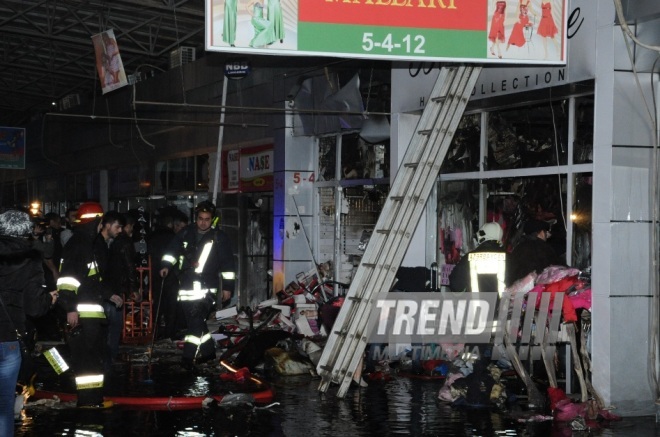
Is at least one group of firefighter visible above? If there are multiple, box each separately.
[53,197,554,408]
[55,200,235,408]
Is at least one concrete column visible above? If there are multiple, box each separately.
[592,1,658,415]
[272,110,317,294]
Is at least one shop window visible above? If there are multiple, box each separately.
[196,154,210,191]
[168,157,194,192]
[439,175,574,287]
[41,178,61,204]
[316,130,390,284]
[487,100,569,170]
[441,113,481,173]
[73,172,99,201]
[318,136,337,182]
[155,160,167,193]
[138,165,152,196]
[438,180,480,266]
[15,182,27,206]
[65,176,75,204]
[341,134,389,181]
[110,166,137,197]
[571,173,592,270]
[574,97,594,164]
[0,181,27,207]
[109,164,152,197]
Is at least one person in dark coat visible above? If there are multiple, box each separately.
[449,222,506,294]
[505,219,564,286]
[104,212,134,366]
[160,201,235,369]
[56,202,123,408]
[148,208,188,340]
[0,210,56,436]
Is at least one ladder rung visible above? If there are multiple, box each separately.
[431,95,447,103]
[362,263,376,268]
[418,129,431,135]
[319,365,333,371]
[390,196,404,201]
[348,296,362,302]
[403,162,418,168]
[376,229,389,234]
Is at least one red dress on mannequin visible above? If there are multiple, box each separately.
[508,1,530,47]
[537,1,558,38]
[488,1,507,43]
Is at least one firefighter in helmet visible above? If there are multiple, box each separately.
[159,200,236,369]
[56,202,122,408]
[448,222,506,295]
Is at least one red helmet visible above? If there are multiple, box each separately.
[76,202,103,224]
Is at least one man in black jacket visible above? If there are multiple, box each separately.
[56,203,123,408]
[148,208,188,340]
[159,201,235,369]
[104,212,134,367]
[505,219,563,287]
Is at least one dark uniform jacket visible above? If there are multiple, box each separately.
[161,224,236,297]
[449,241,506,293]
[57,219,113,315]
[107,233,138,298]
[505,235,563,287]
[0,236,53,342]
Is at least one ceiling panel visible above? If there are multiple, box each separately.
[0,0,205,126]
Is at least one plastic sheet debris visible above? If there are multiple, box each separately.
[218,393,255,407]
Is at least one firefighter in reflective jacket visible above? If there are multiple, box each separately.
[448,222,506,295]
[56,202,122,408]
[159,201,236,369]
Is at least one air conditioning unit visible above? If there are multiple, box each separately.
[170,47,196,69]
[59,94,81,111]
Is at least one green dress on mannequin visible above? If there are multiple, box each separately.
[222,0,238,46]
[267,0,284,43]
[249,2,276,47]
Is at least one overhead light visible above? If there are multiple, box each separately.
[51,101,57,106]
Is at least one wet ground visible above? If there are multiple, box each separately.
[14,341,660,437]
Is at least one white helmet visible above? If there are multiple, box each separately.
[476,222,503,245]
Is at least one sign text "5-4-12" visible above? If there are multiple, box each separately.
[362,32,426,54]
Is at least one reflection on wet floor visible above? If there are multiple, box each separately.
[15,342,660,436]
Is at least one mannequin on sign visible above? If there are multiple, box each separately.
[223,0,238,47]
[247,1,276,48]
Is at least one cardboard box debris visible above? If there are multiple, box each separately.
[272,305,291,318]
[215,306,238,320]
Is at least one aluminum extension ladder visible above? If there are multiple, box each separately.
[316,65,482,398]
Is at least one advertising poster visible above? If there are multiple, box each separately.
[91,29,129,94]
[207,0,566,64]
[0,127,26,170]
[223,149,240,193]
[221,145,273,192]
[239,144,274,192]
